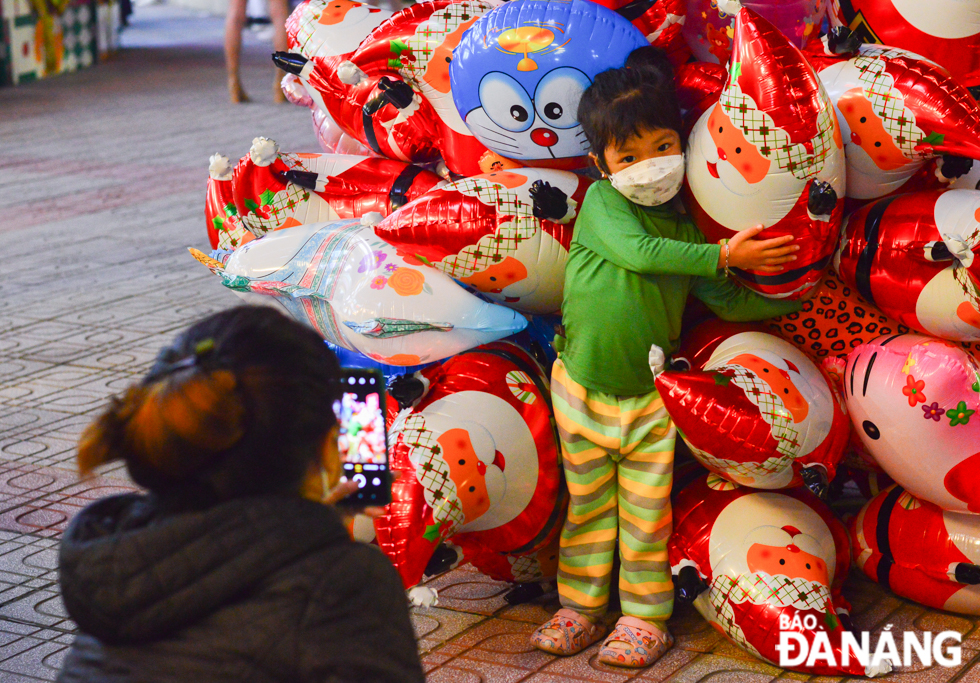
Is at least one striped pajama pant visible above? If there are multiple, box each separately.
[551,358,676,624]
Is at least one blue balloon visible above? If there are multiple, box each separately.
[450,0,647,162]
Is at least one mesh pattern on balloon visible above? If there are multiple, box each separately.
[719,78,835,180]
[397,0,491,85]
[241,185,311,236]
[509,554,543,582]
[729,366,802,458]
[294,0,338,61]
[687,439,790,480]
[954,264,980,314]
[854,47,928,159]
[714,572,833,611]
[438,177,539,278]
[401,414,465,534]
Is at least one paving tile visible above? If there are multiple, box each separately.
[413,607,487,655]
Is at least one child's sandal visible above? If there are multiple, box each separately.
[530,608,607,656]
[597,616,674,668]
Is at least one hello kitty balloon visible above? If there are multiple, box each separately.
[450,0,647,167]
[844,334,980,514]
[684,8,846,299]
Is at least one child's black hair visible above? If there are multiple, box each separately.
[577,46,684,174]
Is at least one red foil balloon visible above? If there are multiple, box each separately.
[684,8,846,299]
[670,474,879,677]
[827,0,980,88]
[807,39,980,204]
[283,0,496,177]
[844,334,980,514]
[673,60,727,127]
[835,189,980,343]
[657,321,849,489]
[624,0,690,67]
[206,137,441,247]
[764,268,980,361]
[374,341,566,588]
[205,154,252,252]
[374,168,591,314]
[852,484,980,614]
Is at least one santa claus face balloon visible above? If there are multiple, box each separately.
[280,0,496,177]
[836,189,980,343]
[808,42,980,202]
[669,475,875,677]
[827,0,980,88]
[852,485,980,615]
[657,324,849,490]
[211,137,441,244]
[374,168,591,314]
[450,0,647,165]
[375,342,564,587]
[684,8,846,298]
[844,334,980,513]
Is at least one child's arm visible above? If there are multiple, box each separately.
[691,272,804,322]
[578,184,721,277]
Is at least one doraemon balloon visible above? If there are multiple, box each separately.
[450,0,647,166]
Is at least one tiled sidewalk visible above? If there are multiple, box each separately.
[2,4,980,682]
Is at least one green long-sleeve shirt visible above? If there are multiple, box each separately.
[558,180,802,396]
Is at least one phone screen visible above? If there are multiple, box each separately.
[334,369,391,506]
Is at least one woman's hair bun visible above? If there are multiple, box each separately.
[78,367,246,480]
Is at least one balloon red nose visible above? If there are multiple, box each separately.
[531,128,559,147]
[850,131,862,146]
[717,147,727,161]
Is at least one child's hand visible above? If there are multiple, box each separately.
[721,225,799,273]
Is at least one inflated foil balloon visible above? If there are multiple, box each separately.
[764,269,971,361]
[835,190,980,343]
[374,341,565,588]
[205,154,251,252]
[807,38,980,203]
[670,475,887,677]
[684,8,846,299]
[624,0,690,67]
[674,60,727,124]
[281,73,375,155]
[450,0,647,166]
[374,168,591,314]
[683,0,825,66]
[277,0,497,176]
[844,334,980,514]
[852,484,980,614]
[656,322,849,491]
[188,219,527,366]
[827,0,980,88]
[208,137,441,246]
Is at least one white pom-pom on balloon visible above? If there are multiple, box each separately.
[408,586,439,608]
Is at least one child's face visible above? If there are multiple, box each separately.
[598,127,682,176]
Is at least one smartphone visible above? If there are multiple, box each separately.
[333,368,391,506]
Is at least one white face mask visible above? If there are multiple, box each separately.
[608,154,685,207]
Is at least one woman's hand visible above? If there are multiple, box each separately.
[324,470,402,520]
[720,225,799,273]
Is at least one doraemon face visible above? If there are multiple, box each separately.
[463,67,591,160]
[451,0,648,162]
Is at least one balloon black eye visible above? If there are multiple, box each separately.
[874,141,881,147]
[735,147,741,154]
[544,102,563,120]
[862,420,880,440]
[784,388,790,394]
[779,559,786,565]
[489,277,497,281]
[719,126,723,133]
[468,486,476,492]
[806,563,811,569]
[860,116,867,123]
[445,56,451,63]
[510,105,528,122]
[458,459,465,465]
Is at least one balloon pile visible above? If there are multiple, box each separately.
[187,0,980,672]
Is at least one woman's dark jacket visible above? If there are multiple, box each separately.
[56,493,425,683]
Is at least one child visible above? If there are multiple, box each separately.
[529,46,804,668]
